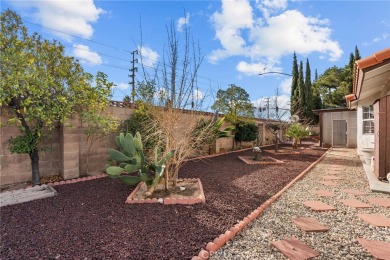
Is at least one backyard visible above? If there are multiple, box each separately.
[0,144,326,259]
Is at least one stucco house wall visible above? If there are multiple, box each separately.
[356,106,375,153]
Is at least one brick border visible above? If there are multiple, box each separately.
[238,155,284,165]
[191,148,331,260]
[4,144,278,194]
[184,144,276,162]
[126,178,206,205]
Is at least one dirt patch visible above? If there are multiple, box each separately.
[0,143,325,259]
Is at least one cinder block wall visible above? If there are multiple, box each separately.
[1,110,61,185]
[1,105,276,186]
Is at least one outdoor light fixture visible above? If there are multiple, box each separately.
[258,72,293,76]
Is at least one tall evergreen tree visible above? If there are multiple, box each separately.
[354,45,361,61]
[304,58,313,121]
[347,52,355,93]
[290,51,299,115]
[314,69,318,82]
[297,61,305,120]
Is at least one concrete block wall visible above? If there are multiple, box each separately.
[1,113,61,185]
[1,104,277,186]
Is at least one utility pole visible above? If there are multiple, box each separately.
[129,50,138,105]
[264,97,270,119]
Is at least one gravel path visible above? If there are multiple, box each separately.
[210,148,390,259]
[0,144,325,259]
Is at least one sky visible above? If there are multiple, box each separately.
[2,0,390,114]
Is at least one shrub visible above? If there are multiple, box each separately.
[235,122,258,142]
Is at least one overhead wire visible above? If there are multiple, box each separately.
[24,19,232,88]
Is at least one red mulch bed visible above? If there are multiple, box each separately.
[0,144,325,259]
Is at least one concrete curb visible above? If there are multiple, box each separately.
[192,148,331,259]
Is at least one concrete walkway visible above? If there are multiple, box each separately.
[209,148,390,259]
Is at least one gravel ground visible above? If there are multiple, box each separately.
[0,144,325,259]
[210,148,390,259]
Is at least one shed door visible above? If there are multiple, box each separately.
[333,120,347,147]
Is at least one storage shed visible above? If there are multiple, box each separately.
[313,108,357,148]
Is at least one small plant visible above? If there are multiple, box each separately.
[105,132,173,196]
[286,123,310,149]
[105,132,150,185]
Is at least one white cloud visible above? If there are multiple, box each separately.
[363,32,390,45]
[252,94,290,120]
[209,1,342,67]
[10,0,104,40]
[236,61,283,76]
[249,10,342,61]
[72,44,102,65]
[113,82,129,90]
[193,89,204,100]
[177,12,190,32]
[209,0,253,63]
[279,78,292,95]
[139,46,159,67]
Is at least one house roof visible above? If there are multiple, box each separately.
[347,48,390,108]
[313,107,355,114]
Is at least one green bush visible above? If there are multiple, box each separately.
[235,122,258,142]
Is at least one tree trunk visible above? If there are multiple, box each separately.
[30,148,41,186]
[274,134,279,152]
[164,167,169,190]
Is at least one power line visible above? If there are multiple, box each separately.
[64,43,131,63]
[24,20,134,54]
[24,19,232,88]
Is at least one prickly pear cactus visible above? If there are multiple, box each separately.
[105,132,149,185]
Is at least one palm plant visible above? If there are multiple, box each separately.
[286,123,310,148]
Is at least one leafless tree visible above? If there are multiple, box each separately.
[256,87,290,152]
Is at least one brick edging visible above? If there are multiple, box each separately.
[126,178,206,205]
[191,148,331,260]
[185,144,276,162]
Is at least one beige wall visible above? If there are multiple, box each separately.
[1,110,62,185]
[1,105,276,186]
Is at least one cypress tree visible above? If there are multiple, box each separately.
[314,69,318,82]
[354,46,361,61]
[290,52,299,115]
[297,61,305,120]
[348,52,355,93]
[304,58,313,122]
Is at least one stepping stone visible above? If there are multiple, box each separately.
[322,175,343,180]
[292,217,329,232]
[319,180,339,186]
[312,190,335,197]
[338,199,372,208]
[304,201,336,211]
[342,189,368,196]
[357,213,390,227]
[367,198,390,208]
[357,238,390,260]
[271,237,320,260]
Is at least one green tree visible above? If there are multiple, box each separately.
[314,66,344,108]
[290,52,299,115]
[136,80,156,104]
[355,45,361,61]
[235,121,258,143]
[0,10,113,185]
[304,58,313,122]
[211,84,254,124]
[296,61,305,119]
